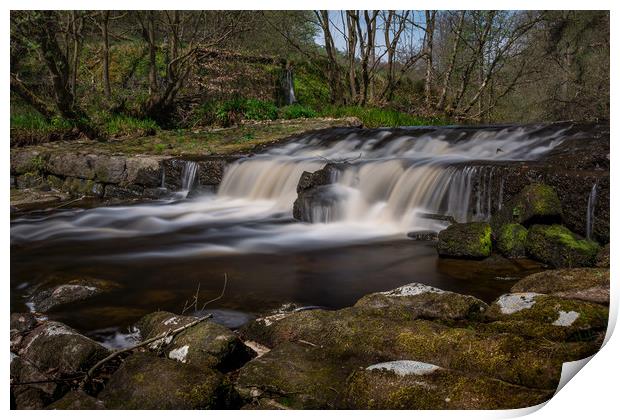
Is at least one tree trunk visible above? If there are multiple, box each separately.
[101,11,111,98]
[424,11,437,107]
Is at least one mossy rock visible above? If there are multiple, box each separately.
[240,307,589,389]
[235,342,352,409]
[136,311,254,372]
[511,268,610,304]
[526,224,600,268]
[344,361,553,409]
[485,293,608,341]
[10,355,57,409]
[16,321,109,375]
[354,283,487,321]
[99,353,237,409]
[491,183,562,232]
[496,223,528,258]
[596,244,610,268]
[47,390,105,409]
[437,222,491,259]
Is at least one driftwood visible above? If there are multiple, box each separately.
[79,313,213,389]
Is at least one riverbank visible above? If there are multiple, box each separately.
[10,264,609,409]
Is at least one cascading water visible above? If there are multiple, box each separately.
[586,183,598,239]
[11,125,570,257]
[172,161,199,199]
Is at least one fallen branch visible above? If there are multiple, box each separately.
[79,313,212,389]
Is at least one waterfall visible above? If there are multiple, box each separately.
[285,68,296,105]
[11,124,573,252]
[586,183,598,239]
[171,161,199,199]
[218,125,570,231]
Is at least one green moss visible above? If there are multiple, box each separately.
[496,223,528,257]
[526,224,600,267]
[491,183,562,232]
[437,222,492,259]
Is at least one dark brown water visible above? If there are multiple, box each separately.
[11,222,541,340]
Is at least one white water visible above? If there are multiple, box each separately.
[11,125,569,258]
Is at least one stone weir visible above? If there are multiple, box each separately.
[10,149,242,202]
[294,122,609,244]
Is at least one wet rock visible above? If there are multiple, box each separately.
[490,183,562,232]
[11,312,38,333]
[99,353,236,409]
[510,268,610,304]
[354,283,487,321]
[236,342,350,409]
[28,277,121,312]
[407,230,438,241]
[344,360,552,409]
[596,243,610,268]
[293,163,348,222]
[10,188,69,212]
[437,222,491,259]
[103,184,144,199]
[495,223,528,258]
[10,354,57,409]
[47,390,105,409]
[60,177,104,198]
[136,311,254,371]
[485,293,608,340]
[526,224,600,268]
[16,321,109,375]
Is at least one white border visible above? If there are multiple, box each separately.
[3,1,617,419]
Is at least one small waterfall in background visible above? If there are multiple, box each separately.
[282,66,296,105]
[586,183,598,239]
[172,161,199,199]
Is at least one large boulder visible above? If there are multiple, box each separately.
[99,353,236,409]
[236,342,351,409]
[136,311,254,371]
[510,268,610,305]
[495,223,528,258]
[490,183,562,232]
[292,163,347,222]
[437,222,491,258]
[526,224,600,268]
[28,277,121,312]
[354,283,487,321]
[344,360,552,409]
[240,307,591,389]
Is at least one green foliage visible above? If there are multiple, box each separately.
[104,115,159,138]
[320,106,449,128]
[10,111,73,132]
[279,104,317,119]
[244,99,278,121]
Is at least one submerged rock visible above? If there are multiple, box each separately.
[491,183,562,232]
[28,277,121,312]
[236,342,350,409]
[437,222,491,258]
[99,353,236,409]
[510,268,610,304]
[136,311,254,371]
[354,282,487,321]
[526,224,600,268]
[344,360,553,409]
[495,223,528,258]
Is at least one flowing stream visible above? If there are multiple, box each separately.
[10,124,570,337]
